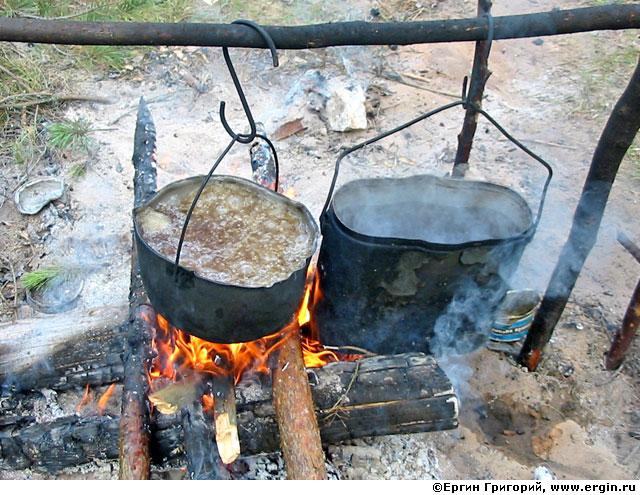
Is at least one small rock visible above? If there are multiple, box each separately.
[533,38,544,46]
[534,466,556,480]
[325,80,368,132]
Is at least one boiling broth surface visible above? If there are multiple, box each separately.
[138,180,315,287]
[340,201,525,244]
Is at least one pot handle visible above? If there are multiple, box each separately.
[320,97,553,233]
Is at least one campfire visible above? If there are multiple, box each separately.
[143,268,339,466]
[0,98,458,480]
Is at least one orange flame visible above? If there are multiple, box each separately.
[97,383,116,416]
[283,186,297,199]
[76,383,91,414]
[147,266,338,389]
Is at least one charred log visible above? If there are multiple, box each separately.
[118,97,158,480]
[0,353,457,473]
[181,399,232,480]
[0,6,639,48]
[0,306,127,392]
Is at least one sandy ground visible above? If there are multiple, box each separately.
[1,0,639,480]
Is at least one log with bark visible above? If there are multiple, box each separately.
[0,353,457,474]
[271,325,327,480]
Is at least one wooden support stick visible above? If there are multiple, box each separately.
[606,233,640,370]
[271,324,327,480]
[212,373,240,465]
[518,55,640,371]
[452,0,492,178]
[118,97,157,480]
[605,278,640,370]
[618,231,640,265]
[1,6,640,48]
[118,304,154,480]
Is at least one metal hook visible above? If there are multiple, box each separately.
[220,20,279,144]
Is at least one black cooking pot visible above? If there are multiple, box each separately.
[133,175,318,343]
[312,101,553,355]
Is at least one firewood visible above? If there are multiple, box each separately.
[1,352,457,473]
[211,373,240,465]
[149,377,200,415]
[181,397,232,480]
[0,305,127,392]
[271,325,328,480]
[118,97,158,480]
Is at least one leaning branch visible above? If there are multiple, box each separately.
[0,5,638,48]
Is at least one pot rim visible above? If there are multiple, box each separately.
[324,174,536,252]
[133,174,319,290]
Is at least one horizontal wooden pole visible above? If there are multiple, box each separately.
[0,5,638,48]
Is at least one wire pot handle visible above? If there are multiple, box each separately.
[320,98,553,232]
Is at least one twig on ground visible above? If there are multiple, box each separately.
[0,63,32,92]
[0,93,113,109]
[109,91,183,125]
[19,6,101,21]
[385,72,460,99]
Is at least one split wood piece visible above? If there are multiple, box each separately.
[118,97,158,480]
[0,353,457,473]
[212,373,240,465]
[0,305,127,392]
[149,376,200,415]
[452,0,492,178]
[518,54,640,371]
[181,394,232,480]
[606,233,640,370]
[272,325,327,480]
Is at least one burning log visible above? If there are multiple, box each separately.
[517,54,640,371]
[0,353,457,474]
[271,325,327,480]
[118,97,158,480]
[605,233,640,370]
[181,381,232,480]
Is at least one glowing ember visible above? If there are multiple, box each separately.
[97,383,116,416]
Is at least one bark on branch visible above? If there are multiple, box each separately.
[0,5,639,48]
